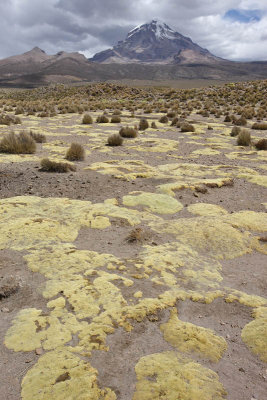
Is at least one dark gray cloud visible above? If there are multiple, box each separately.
[0,0,266,61]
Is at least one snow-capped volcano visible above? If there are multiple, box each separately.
[90,20,220,64]
[127,20,177,40]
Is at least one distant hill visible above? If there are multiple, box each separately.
[0,21,267,87]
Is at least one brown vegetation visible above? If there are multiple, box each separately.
[40,158,76,172]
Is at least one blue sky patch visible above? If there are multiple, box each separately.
[224,9,262,23]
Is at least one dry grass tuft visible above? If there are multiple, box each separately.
[252,122,267,130]
[40,158,76,172]
[29,131,46,143]
[96,115,109,123]
[0,114,21,125]
[119,127,137,138]
[237,129,251,146]
[0,131,36,154]
[82,114,93,124]
[255,138,267,150]
[66,143,85,161]
[230,126,241,137]
[139,118,149,131]
[107,133,123,146]
[110,115,121,123]
[181,122,195,132]
[159,115,169,123]
[126,228,143,243]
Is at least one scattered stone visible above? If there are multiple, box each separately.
[35,348,43,356]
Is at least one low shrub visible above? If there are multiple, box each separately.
[96,115,109,123]
[237,129,251,146]
[40,158,76,172]
[151,121,157,129]
[139,118,149,130]
[0,131,36,154]
[119,127,137,138]
[113,110,121,115]
[234,116,247,126]
[230,126,241,137]
[15,107,24,115]
[107,133,123,146]
[38,111,49,118]
[159,115,169,123]
[82,114,93,124]
[255,138,267,150]
[181,122,195,132]
[167,111,176,118]
[171,117,179,126]
[0,114,21,125]
[29,131,46,143]
[66,143,85,161]
[110,115,121,123]
[252,122,267,130]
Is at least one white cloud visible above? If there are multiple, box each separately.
[0,0,266,61]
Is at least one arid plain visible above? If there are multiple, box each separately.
[0,81,266,400]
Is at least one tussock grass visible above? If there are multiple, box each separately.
[66,143,85,161]
[252,122,267,130]
[230,126,241,137]
[29,131,46,143]
[255,138,267,150]
[107,133,123,146]
[110,115,121,123]
[181,122,195,132]
[40,158,76,172]
[96,115,109,123]
[237,129,251,146]
[0,131,36,154]
[139,118,149,131]
[119,127,137,138]
[82,114,93,124]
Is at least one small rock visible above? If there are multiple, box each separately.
[1,307,10,313]
[239,367,245,373]
[193,192,199,197]
[226,334,230,339]
[35,348,43,355]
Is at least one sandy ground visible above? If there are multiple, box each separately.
[0,109,266,400]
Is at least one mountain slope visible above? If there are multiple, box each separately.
[0,47,87,78]
[90,20,221,64]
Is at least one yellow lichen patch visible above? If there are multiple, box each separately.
[0,154,39,163]
[238,172,267,188]
[0,196,163,251]
[140,242,222,288]
[241,307,267,362]
[4,307,80,352]
[192,148,221,156]
[188,203,228,216]
[133,351,226,400]
[123,191,183,214]
[157,177,232,197]
[160,309,227,361]
[21,348,116,400]
[224,211,267,232]
[130,138,178,153]
[149,216,252,260]
[225,289,267,308]
[86,159,162,180]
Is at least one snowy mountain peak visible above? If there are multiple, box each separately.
[127,20,176,40]
[90,20,219,65]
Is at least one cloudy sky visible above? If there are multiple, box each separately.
[0,0,266,61]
